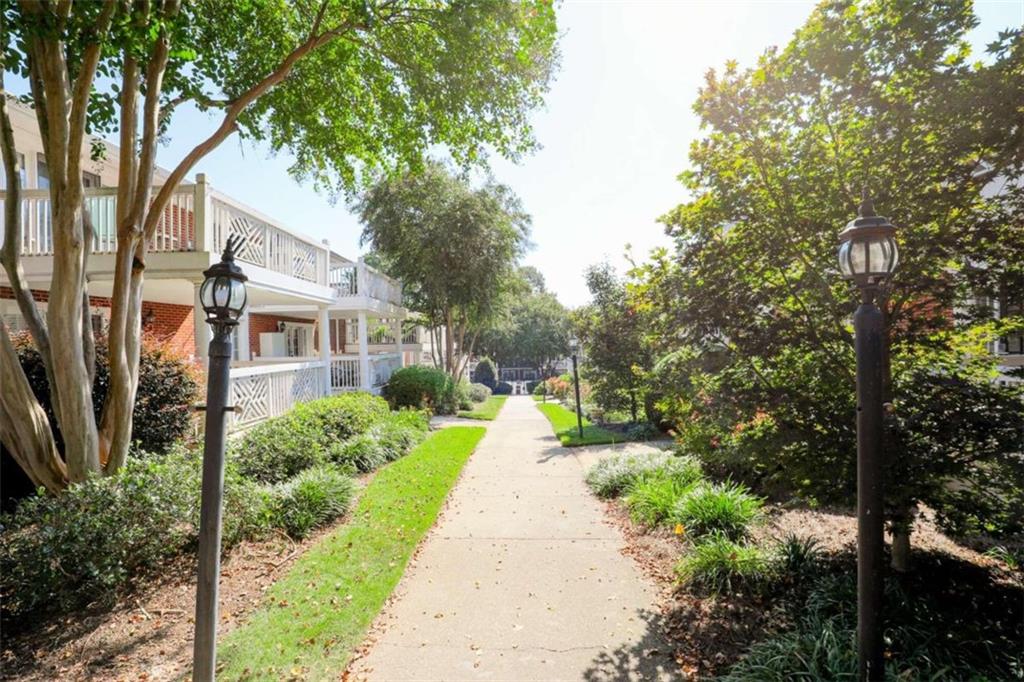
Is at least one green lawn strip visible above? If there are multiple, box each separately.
[217,426,486,680]
[536,402,622,447]
[457,395,508,420]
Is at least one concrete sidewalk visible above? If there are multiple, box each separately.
[352,396,676,681]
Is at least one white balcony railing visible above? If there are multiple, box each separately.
[1,178,406,307]
[330,352,403,392]
[0,186,197,256]
[209,190,328,285]
[228,360,325,430]
[329,257,402,306]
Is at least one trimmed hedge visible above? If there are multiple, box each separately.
[468,383,492,402]
[471,357,498,389]
[231,393,389,483]
[329,410,430,472]
[382,365,458,414]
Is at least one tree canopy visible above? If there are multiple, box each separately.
[629,0,1024,565]
[355,162,531,380]
[475,266,570,376]
[0,0,559,491]
[574,262,650,422]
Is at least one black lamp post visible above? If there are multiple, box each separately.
[569,336,584,439]
[838,191,899,682]
[193,237,248,682]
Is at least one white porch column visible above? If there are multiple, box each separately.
[193,281,210,360]
[237,311,251,361]
[393,318,404,367]
[319,305,332,396]
[357,311,371,390]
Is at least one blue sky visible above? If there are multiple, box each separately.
[18,1,1024,307]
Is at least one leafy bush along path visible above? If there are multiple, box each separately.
[216,427,486,680]
[457,394,508,420]
[351,396,675,680]
[536,401,622,446]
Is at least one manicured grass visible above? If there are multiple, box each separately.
[216,426,486,680]
[457,395,508,420]
[536,402,622,447]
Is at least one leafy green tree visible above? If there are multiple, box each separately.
[356,162,530,380]
[633,1,1024,568]
[575,262,650,422]
[476,267,571,376]
[0,0,558,491]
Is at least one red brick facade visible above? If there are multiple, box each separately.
[1,287,195,357]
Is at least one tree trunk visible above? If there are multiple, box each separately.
[445,310,456,376]
[47,201,101,482]
[630,390,638,423]
[891,526,912,572]
[0,320,67,492]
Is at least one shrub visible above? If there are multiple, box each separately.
[670,481,763,541]
[0,450,202,624]
[721,573,1023,680]
[585,451,703,499]
[270,464,355,539]
[8,332,199,456]
[526,380,541,394]
[772,533,823,581]
[625,474,697,527]
[493,381,513,395]
[328,409,429,472]
[533,382,546,396]
[232,393,389,483]
[471,357,498,390]
[456,381,473,410]
[383,365,458,414]
[625,421,661,441]
[676,534,770,594]
[468,382,492,403]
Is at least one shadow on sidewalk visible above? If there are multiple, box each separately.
[582,607,679,681]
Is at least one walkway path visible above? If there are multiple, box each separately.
[352,396,676,681]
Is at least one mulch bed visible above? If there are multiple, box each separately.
[0,519,346,682]
[602,500,1024,680]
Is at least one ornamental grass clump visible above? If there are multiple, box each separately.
[676,534,770,594]
[625,474,698,527]
[670,481,763,541]
[270,464,356,540]
[585,451,702,499]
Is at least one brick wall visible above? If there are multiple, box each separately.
[1,287,195,357]
[141,301,194,355]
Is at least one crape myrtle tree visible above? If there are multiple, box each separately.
[356,162,531,382]
[574,261,650,422]
[633,0,1024,569]
[476,266,570,377]
[0,0,558,493]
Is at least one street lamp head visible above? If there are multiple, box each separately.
[201,236,249,329]
[569,336,579,354]
[838,190,899,288]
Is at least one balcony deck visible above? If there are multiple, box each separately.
[0,176,402,313]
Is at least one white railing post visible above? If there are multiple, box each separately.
[357,312,370,390]
[357,257,368,298]
[194,174,212,253]
[319,305,331,397]
[193,280,210,360]
[393,318,404,368]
